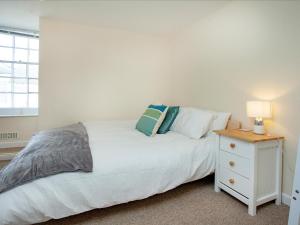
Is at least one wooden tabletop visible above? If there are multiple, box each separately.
[214,129,284,143]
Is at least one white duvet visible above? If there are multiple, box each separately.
[0,121,216,225]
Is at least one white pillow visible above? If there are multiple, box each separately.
[170,107,214,139]
[208,111,231,131]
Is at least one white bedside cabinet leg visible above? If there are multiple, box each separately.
[248,144,257,216]
[248,203,257,216]
[214,172,220,192]
[214,134,221,193]
[275,193,282,205]
[214,183,220,192]
[275,140,283,205]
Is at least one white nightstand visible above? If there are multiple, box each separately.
[214,129,284,216]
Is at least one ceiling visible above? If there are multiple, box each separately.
[0,0,229,35]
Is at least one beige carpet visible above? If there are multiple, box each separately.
[40,176,289,225]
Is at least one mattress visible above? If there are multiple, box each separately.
[0,120,217,225]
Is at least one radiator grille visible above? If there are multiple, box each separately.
[0,132,19,141]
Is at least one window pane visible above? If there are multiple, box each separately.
[14,64,27,77]
[14,48,28,62]
[15,36,28,48]
[29,50,38,63]
[28,93,38,108]
[0,93,12,108]
[29,79,38,92]
[0,63,12,77]
[0,33,13,47]
[0,78,12,92]
[28,65,38,78]
[13,94,27,107]
[0,33,39,112]
[29,38,39,50]
[0,47,13,61]
[13,78,27,93]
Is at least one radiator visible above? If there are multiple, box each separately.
[0,132,19,141]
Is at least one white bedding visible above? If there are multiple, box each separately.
[0,121,216,225]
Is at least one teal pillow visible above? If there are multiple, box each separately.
[136,105,168,136]
[157,106,179,134]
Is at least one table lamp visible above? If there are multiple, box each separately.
[247,101,272,135]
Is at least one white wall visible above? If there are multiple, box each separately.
[169,1,300,195]
[0,18,172,141]
[0,117,38,142]
[39,18,172,129]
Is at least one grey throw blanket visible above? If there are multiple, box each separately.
[0,122,93,194]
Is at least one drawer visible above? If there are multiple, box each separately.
[219,167,250,198]
[220,136,252,159]
[220,150,250,178]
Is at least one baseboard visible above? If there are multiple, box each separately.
[0,140,28,148]
[282,193,291,206]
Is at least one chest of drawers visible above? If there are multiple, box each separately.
[214,129,284,216]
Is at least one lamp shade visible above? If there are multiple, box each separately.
[247,101,272,118]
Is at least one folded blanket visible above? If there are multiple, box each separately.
[0,122,93,194]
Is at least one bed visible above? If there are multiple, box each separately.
[0,120,220,225]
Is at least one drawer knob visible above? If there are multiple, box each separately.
[230,143,236,149]
[229,161,235,167]
[229,178,235,184]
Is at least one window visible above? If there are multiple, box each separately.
[0,30,39,116]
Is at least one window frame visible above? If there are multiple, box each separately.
[0,28,39,117]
